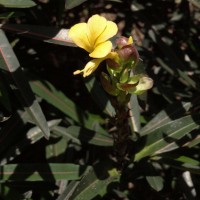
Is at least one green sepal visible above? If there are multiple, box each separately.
[100,72,120,96]
[119,68,129,83]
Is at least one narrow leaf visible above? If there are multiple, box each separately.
[0,76,11,111]
[46,134,68,162]
[146,176,164,192]
[0,110,28,155]
[1,24,76,47]
[65,0,87,9]
[134,115,200,161]
[148,28,196,88]
[158,157,200,174]
[29,79,104,129]
[0,164,90,182]
[57,181,80,200]
[0,0,36,8]
[128,94,141,133]
[69,164,119,200]
[53,126,113,146]
[0,30,50,139]
[0,12,24,19]
[0,119,61,165]
[141,100,196,136]
[85,76,115,117]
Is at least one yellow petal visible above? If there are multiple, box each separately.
[127,36,133,44]
[95,21,118,46]
[69,23,91,52]
[106,52,119,60]
[82,58,103,77]
[73,70,82,75]
[87,15,107,47]
[89,41,112,58]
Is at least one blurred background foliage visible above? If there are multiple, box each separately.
[0,0,200,199]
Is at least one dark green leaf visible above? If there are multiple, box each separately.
[0,110,27,155]
[148,28,196,89]
[0,119,61,165]
[0,0,36,8]
[46,134,68,162]
[0,11,24,19]
[57,181,80,200]
[85,76,115,117]
[158,156,200,174]
[29,79,104,129]
[0,184,23,200]
[146,176,164,192]
[0,30,50,139]
[0,163,90,181]
[65,0,87,9]
[184,134,200,148]
[128,94,141,133]
[53,126,113,146]
[69,164,120,200]
[1,24,76,47]
[141,101,195,136]
[134,115,200,161]
[0,76,11,112]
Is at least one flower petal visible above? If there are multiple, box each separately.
[82,58,104,77]
[87,15,107,47]
[127,36,133,45]
[95,21,118,46]
[89,41,112,58]
[69,23,91,52]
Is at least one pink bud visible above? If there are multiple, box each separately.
[117,44,139,64]
[115,36,129,48]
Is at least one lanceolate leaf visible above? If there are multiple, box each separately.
[69,164,120,200]
[0,119,61,165]
[65,0,87,9]
[0,76,11,112]
[146,176,164,192]
[0,163,90,181]
[29,79,104,129]
[57,181,80,200]
[134,115,200,161]
[128,94,141,133]
[148,28,196,89]
[0,110,27,155]
[158,156,200,174]
[141,100,196,136]
[0,30,50,139]
[53,126,113,146]
[0,24,76,47]
[85,76,115,117]
[0,0,36,8]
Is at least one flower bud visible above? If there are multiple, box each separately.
[115,36,129,48]
[117,44,139,65]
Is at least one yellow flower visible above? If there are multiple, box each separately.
[69,14,118,77]
[74,52,118,77]
[69,14,118,58]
